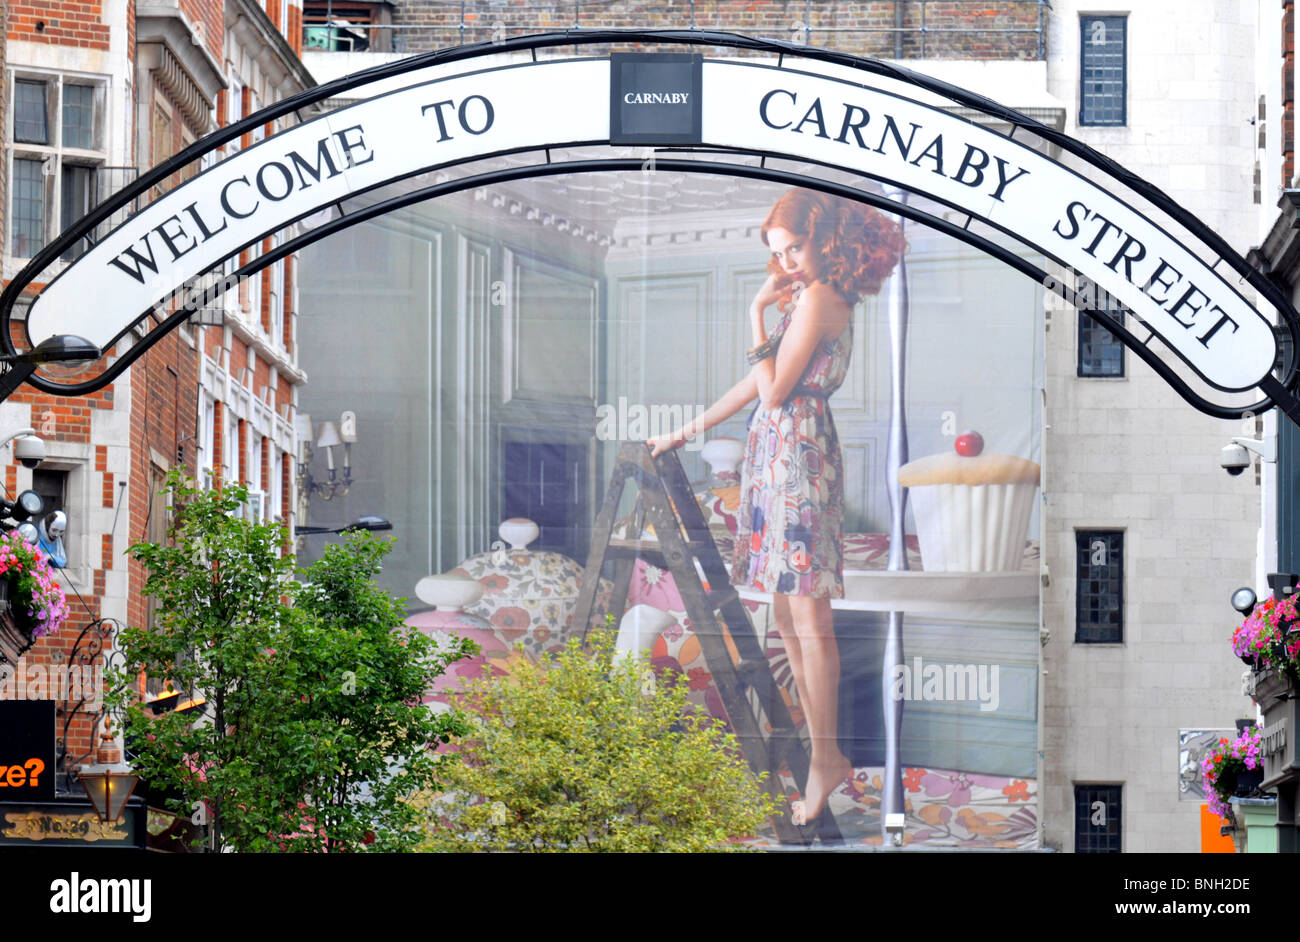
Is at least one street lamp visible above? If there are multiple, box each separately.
[77,726,139,824]
[0,334,101,402]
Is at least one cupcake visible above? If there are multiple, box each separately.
[897,431,1040,572]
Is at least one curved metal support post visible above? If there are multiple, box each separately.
[881,196,910,844]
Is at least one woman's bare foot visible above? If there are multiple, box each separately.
[791,750,853,826]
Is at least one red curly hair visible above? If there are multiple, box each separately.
[761,188,905,309]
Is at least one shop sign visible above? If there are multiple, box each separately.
[19,47,1281,397]
[0,807,129,844]
[1259,681,1300,788]
[0,700,54,800]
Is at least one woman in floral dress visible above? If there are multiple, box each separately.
[650,188,904,827]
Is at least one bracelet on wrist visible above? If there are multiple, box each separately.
[746,336,781,365]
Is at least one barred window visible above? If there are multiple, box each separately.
[1080,15,1126,126]
[1076,530,1123,643]
[1075,784,1122,853]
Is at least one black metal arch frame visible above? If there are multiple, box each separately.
[3,28,1296,422]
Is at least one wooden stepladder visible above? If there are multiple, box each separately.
[572,443,841,844]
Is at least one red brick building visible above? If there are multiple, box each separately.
[1,0,309,770]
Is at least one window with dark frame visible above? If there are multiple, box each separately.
[31,469,68,567]
[1076,530,1123,643]
[1080,15,1127,126]
[1074,784,1122,852]
[1078,302,1125,377]
[59,165,97,260]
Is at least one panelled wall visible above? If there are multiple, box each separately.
[299,183,1043,589]
[298,195,604,598]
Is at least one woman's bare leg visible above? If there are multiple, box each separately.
[785,594,851,826]
[770,594,809,716]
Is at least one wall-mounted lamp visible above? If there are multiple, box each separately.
[296,410,358,503]
[77,726,139,824]
[0,334,100,402]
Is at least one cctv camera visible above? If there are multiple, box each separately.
[13,435,44,469]
[1221,442,1250,476]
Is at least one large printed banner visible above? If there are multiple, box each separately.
[304,167,1046,848]
[27,55,1275,393]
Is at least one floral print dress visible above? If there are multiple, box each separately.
[731,310,851,598]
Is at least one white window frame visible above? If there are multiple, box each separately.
[269,444,283,521]
[249,431,263,495]
[226,72,243,156]
[5,68,110,263]
[247,264,262,321]
[250,91,266,145]
[241,488,267,523]
[198,392,216,484]
[269,234,284,345]
[223,407,238,486]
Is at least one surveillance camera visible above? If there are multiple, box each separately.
[1221,442,1250,476]
[13,435,44,469]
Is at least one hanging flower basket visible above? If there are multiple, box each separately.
[0,582,33,671]
[1231,595,1300,682]
[0,530,70,641]
[1202,727,1263,821]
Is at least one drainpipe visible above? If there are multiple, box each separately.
[895,1,905,59]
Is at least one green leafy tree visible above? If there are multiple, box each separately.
[269,531,473,851]
[420,631,778,852]
[108,471,473,851]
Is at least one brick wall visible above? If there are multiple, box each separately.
[283,255,295,354]
[288,1,302,56]
[5,0,110,48]
[125,331,199,636]
[180,0,224,66]
[389,0,1044,60]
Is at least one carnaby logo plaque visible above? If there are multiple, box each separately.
[610,53,702,145]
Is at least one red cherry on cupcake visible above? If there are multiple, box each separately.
[954,431,984,457]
